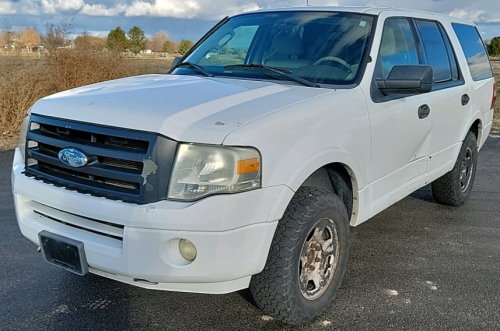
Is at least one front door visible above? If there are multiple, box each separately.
[366,18,433,214]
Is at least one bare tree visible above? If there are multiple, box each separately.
[43,19,74,53]
[19,29,41,53]
[0,32,7,52]
[150,30,169,57]
[1,18,14,53]
[74,32,106,52]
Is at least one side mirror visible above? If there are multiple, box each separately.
[171,56,183,68]
[376,65,433,96]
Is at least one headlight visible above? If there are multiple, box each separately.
[168,144,261,201]
[18,115,30,161]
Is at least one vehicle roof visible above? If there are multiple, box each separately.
[237,6,474,26]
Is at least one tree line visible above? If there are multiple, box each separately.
[106,26,193,55]
[488,37,500,57]
[2,17,497,59]
[0,19,194,56]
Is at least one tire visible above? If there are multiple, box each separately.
[431,131,478,206]
[326,168,353,218]
[249,187,350,325]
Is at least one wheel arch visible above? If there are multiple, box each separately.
[301,164,356,220]
[447,115,483,170]
[468,118,482,147]
[459,114,482,147]
[268,149,365,227]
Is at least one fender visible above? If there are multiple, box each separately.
[266,147,368,226]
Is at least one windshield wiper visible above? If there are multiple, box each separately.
[177,62,214,77]
[224,64,320,88]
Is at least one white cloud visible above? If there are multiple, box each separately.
[124,0,200,18]
[225,3,261,16]
[483,17,500,23]
[41,0,84,14]
[0,0,499,26]
[449,8,486,22]
[0,1,16,14]
[449,2,500,24]
[123,0,217,19]
[98,0,336,20]
[68,30,109,39]
[20,4,41,15]
[310,0,340,5]
[3,0,42,15]
[86,30,111,37]
[81,3,127,16]
[0,0,499,41]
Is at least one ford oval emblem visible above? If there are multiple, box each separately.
[58,148,88,168]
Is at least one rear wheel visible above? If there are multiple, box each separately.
[250,187,349,325]
[431,131,478,206]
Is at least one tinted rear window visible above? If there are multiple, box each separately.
[452,23,492,81]
[416,20,453,82]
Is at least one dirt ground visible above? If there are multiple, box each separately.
[0,136,17,152]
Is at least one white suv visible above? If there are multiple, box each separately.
[12,6,497,325]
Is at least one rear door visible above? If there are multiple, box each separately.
[413,19,469,176]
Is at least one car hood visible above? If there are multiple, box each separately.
[31,74,334,144]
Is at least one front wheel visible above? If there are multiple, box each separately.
[250,187,349,325]
[431,131,478,206]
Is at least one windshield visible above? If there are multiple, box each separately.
[173,11,375,86]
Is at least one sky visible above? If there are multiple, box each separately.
[0,0,499,42]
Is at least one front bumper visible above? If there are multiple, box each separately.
[12,148,289,294]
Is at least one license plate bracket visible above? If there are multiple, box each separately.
[38,231,89,276]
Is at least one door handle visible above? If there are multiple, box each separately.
[462,94,470,106]
[418,104,430,119]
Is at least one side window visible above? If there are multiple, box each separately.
[452,23,493,81]
[439,24,459,81]
[415,20,454,83]
[199,26,259,66]
[378,19,419,78]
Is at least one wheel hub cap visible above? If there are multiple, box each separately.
[298,218,339,300]
[460,147,473,192]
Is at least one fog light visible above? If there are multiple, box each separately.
[179,239,197,261]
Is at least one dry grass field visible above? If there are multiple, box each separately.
[0,55,498,151]
[494,70,500,129]
[0,52,172,150]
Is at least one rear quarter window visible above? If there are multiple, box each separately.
[452,23,493,81]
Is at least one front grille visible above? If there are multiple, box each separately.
[25,114,178,204]
[100,157,143,170]
[39,122,150,152]
[38,161,141,192]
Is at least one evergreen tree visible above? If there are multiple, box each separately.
[162,40,172,53]
[127,26,147,55]
[178,39,194,55]
[106,27,128,52]
[487,36,500,57]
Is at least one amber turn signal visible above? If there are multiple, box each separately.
[237,158,260,174]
